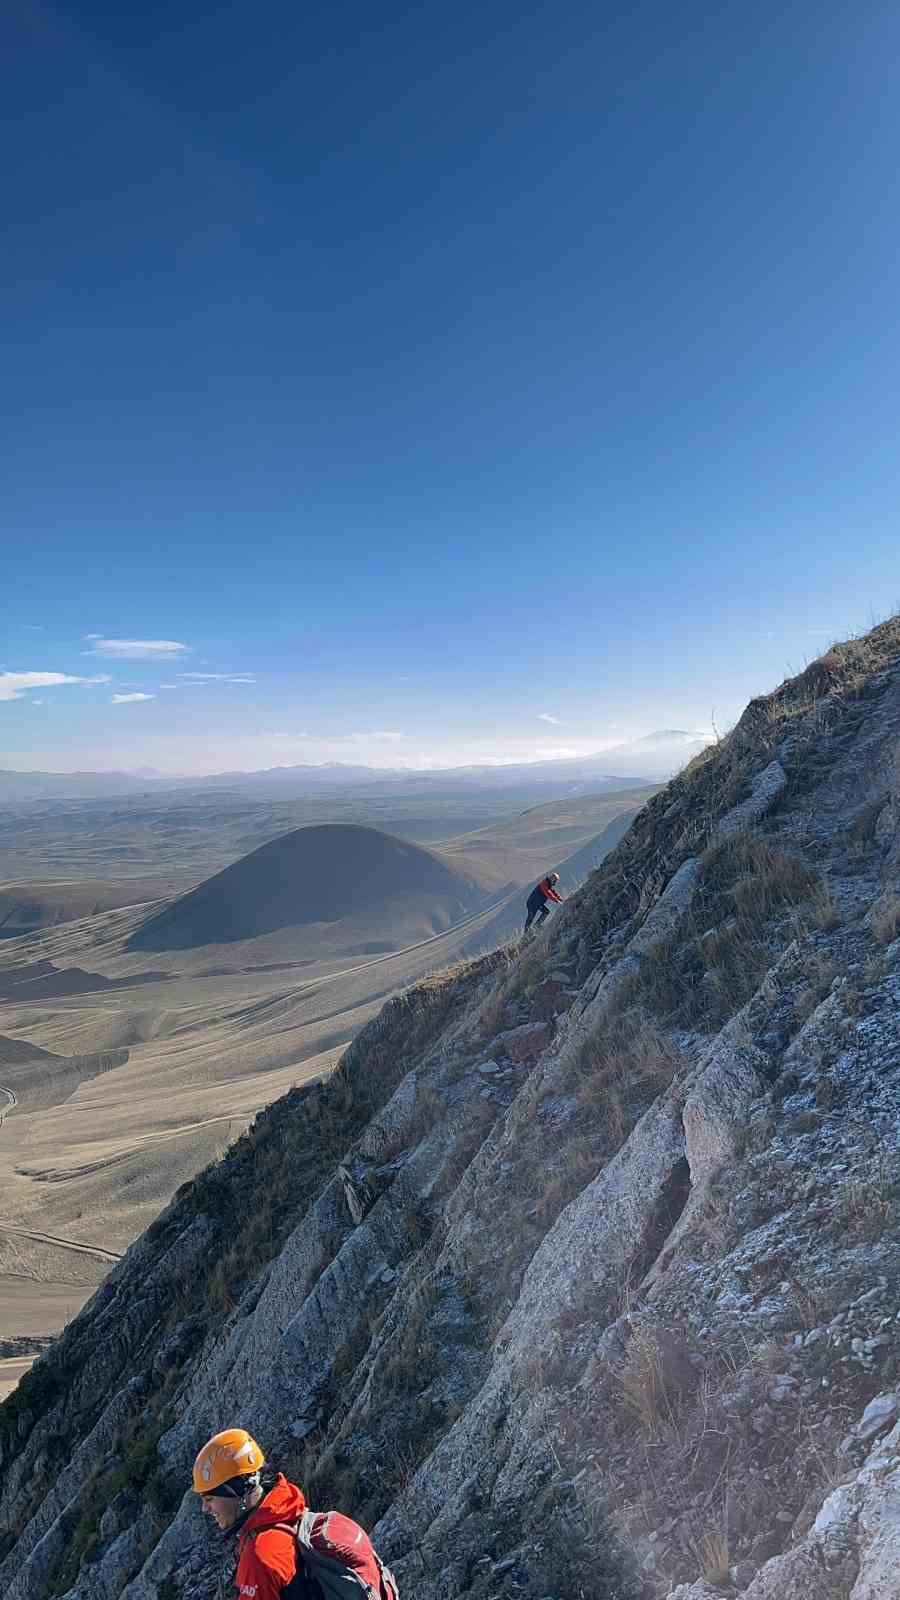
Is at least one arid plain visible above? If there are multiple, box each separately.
[0,781,652,1393]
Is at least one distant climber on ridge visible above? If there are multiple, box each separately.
[524,870,563,932]
[191,1427,399,1599]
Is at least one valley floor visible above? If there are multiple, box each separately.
[0,791,643,1396]
[0,885,520,1369]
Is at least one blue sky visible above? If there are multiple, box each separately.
[3,0,900,774]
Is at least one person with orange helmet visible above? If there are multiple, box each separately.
[191,1428,397,1600]
[524,870,563,933]
[192,1428,304,1599]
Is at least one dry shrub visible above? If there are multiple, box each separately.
[700,833,817,908]
[838,1168,899,1241]
[735,1109,776,1157]
[789,1275,831,1333]
[848,800,884,855]
[791,946,837,1026]
[477,942,546,1032]
[571,618,900,976]
[621,834,821,1029]
[684,1522,730,1586]
[573,1013,682,1143]
[476,944,521,1032]
[809,886,841,931]
[814,1077,840,1111]
[775,623,900,709]
[871,891,900,945]
[749,1337,786,1375]
[690,1182,734,1257]
[611,1323,697,1435]
[864,950,886,986]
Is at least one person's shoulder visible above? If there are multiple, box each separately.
[245,1524,297,1575]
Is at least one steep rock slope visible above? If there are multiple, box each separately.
[5,622,900,1600]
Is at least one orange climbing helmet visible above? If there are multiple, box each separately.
[191,1428,265,1496]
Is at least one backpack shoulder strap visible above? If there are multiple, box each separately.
[295,1509,318,1549]
[373,1554,400,1600]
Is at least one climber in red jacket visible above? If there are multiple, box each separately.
[192,1428,395,1600]
[524,871,563,932]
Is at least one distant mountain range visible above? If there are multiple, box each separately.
[0,731,712,803]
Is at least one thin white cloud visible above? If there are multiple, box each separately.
[112,692,156,704]
[178,672,255,683]
[0,671,110,702]
[537,712,561,725]
[269,728,404,746]
[86,638,189,659]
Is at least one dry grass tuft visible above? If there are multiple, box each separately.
[566,616,900,966]
[572,1013,682,1144]
[684,1522,731,1587]
[611,1323,697,1436]
[838,1167,899,1241]
[476,940,549,1032]
[871,891,900,946]
[808,886,841,931]
[619,833,821,1029]
[700,833,817,906]
[792,947,838,1027]
[848,799,884,855]
[767,620,900,712]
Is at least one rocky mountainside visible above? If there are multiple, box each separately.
[4,619,900,1600]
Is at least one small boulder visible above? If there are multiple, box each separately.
[856,1390,900,1442]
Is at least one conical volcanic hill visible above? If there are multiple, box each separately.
[10,619,900,1600]
[128,824,482,950]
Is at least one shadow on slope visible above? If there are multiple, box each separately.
[128,824,484,952]
[0,878,187,941]
[0,960,169,1002]
[0,1033,130,1112]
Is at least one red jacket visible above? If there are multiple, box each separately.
[235,1476,304,1600]
[235,1477,384,1599]
[538,876,563,904]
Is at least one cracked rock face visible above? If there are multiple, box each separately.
[7,622,900,1600]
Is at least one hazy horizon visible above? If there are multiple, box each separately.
[0,726,712,779]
